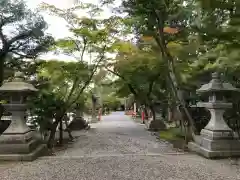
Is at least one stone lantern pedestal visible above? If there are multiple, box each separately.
[188,73,240,158]
[0,72,46,161]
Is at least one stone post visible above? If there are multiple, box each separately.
[0,72,45,161]
[91,93,98,123]
[133,102,136,115]
[124,98,127,111]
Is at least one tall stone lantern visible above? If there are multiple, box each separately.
[0,72,45,161]
[188,72,240,158]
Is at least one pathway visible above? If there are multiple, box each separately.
[0,112,240,180]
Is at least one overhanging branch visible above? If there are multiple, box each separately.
[105,66,138,97]
[11,50,36,59]
[8,30,33,46]
[65,45,107,109]
[63,39,89,101]
[67,51,105,107]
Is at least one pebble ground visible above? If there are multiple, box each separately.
[0,112,240,180]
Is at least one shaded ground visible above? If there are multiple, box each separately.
[0,112,240,180]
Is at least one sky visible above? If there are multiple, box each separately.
[27,0,73,39]
[25,0,117,61]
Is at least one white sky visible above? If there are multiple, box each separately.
[25,0,119,61]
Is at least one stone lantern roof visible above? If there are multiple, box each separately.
[0,72,38,92]
[196,72,239,94]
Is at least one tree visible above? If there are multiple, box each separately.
[98,0,240,139]
[105,0,200,133]
[102,95,122,111]
[35,2,122,148]
[94,73,123,111]
[28,60,91,147]
[0,0,54,85]
[184,0,240,135]
[106,40,167,120]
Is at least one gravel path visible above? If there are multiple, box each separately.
[0,111,240,180]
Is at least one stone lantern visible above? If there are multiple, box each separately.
[0,72,45,161]
[188,72,240,158]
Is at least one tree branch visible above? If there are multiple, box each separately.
[146,69,164,98]
[9,40,29,52]
[63,40,89,101]
[0,15,16,29]
[105,66,125,80]
[80,39,87,61]
[63,44,107,111]
[67,50,105,107]
[105,66,138,97]
[147,80,155,98]
[8,30,32,46]
[0,29,7,53]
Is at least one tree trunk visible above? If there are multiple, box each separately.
[0,56,5,118]
[153,23,197,134]
[168,106,173,122]
[47,120,59,149]
[143,107,148,120]
[92,101,96,121]
[162,61,196,135]
[149,105,156,121]
[64,117,73,141]
[0,55,5,86]
[59,118,63,145]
